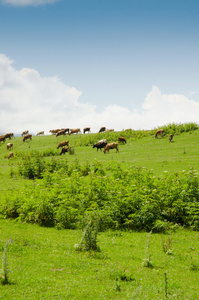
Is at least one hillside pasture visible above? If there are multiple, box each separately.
[1,123,199,298]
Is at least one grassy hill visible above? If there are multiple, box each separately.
[1,123,199,298]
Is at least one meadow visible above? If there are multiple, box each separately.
[0,123,199,299]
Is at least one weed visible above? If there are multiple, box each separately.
[142,231,153,268]
[75,212,101,251]
[0,238,12,285]
[164,272,168,298]
[162,236,173,254]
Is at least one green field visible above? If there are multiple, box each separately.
[1,124,199,299]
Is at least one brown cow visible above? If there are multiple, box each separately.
[0,135,6,143]
[57,140,69,149]
[36,131,44,136]
[60,146,71,155]
[21,130,29,136]
[103,142,119,154]
[7,143,13,150]
[69,128,81,135]
[106,129,114,132]
[8,152,14,159]
[118,136,127,144]
[155,129,164,139]
[23,134,32,142]
[49,129,61,135]
[56,129,67,137]
[169,134,174,142]
[83,127,90,134]
[3,133,14,139]
[99,127,106,133]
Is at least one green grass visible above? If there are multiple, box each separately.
[1,125,199,298]
[1,218,199,299]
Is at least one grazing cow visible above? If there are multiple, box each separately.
[0,135,6,143]
[69,128,81,135]
[61,128,70,134]
[3,133,14,139]
[60,146,71,155]
[99,127,106,133]
[125,128,132,131]
[49,129,61,135]
[106,129,114,132]
[23,134,32,142]
[93,139,107,151]
[56,129,67,137]
[8,152,14,159]
[83,127,90,134]
[57,140,69,149]
[155,129,164,139]
[7,143,13,150]
[118,136,127,144]
[103,142,119,154]
[36,131,44,136]
[21,130,29,136]
[169,134,174,142]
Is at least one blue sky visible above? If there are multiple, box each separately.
[0,0,199,134]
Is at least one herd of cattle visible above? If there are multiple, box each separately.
[0,127,173,159]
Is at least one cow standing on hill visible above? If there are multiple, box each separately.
[7,143,13,150]
[8,152,14,159]
[103,142,119,154]
[83,127,90,134]
[99,127,106,133]
[169,134,174,142]
[60,146,71,155]
[36,131,44,136]
[57,141,69,149]
[118,136,127,144]
[21,130,29,136]
[23,134,32,142]
[155,129,164,139]
[49,129,60,135]
[69,128,81,135]
[93,139,107,151]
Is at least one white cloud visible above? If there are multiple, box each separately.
[0,53,199,135]
[1,0,59,6]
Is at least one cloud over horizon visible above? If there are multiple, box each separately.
[0,53,198,135]
[1,0,59,6]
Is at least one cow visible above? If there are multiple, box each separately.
[0,136,6,143]
[36,131,44,136]
[56,129,67,137]
[49,129,61,135]
[8,152,14,159]
[3,133,14,139]
[7,143,13,150]
[103,142,119,154]
[106,129,114,132]
[23,134,32,142]
[60,146,71,155]
[61,128,70,134]
[118,136,127,144]
[125,128,132,131]
[83,127,90,134]
[69,128,81,135]
[93,139,107,151]
[57,140,69,149]
[99,127,106,133]
[21,130,29,136]
[155,129,164,139]
[169,134,174,142]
